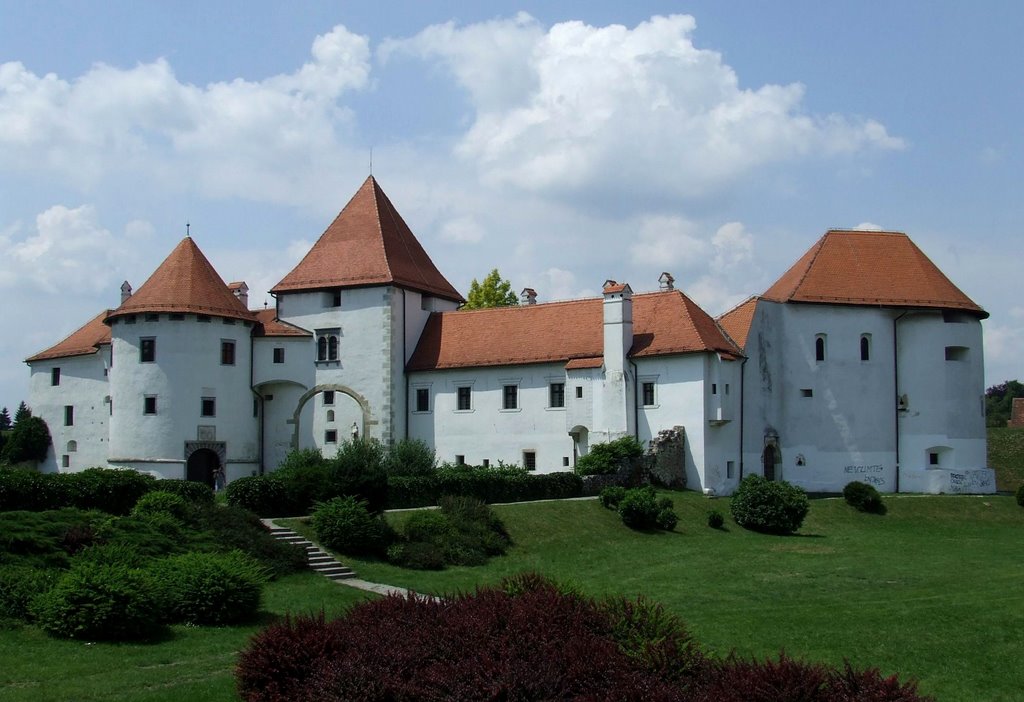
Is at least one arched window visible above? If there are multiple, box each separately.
[326,410,335,422]
[317,336,327,361]
[328,335,339,361]
[860,334,871,361]
[815,334,826,362]
[67,440,77,453]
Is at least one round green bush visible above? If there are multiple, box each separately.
[729,475,810,534]
[131,490,192,522]
[32,562,164,640]
[402,510,452,545]
[842,481,886,514]
[599,486,627,509]
[73,543,151,568]
[150,550,267,625]
[618,486,660,530]
[707,510,725,529]
[0,565,59,623]
[226,475,290,517]
[386,439,437,477]
[312,496,392,556]
[387,541,445,570]
[152,479,215,504]
[1016,484,1024,508]
[655,508,678,531]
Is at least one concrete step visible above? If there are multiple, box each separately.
[266,524,359,582]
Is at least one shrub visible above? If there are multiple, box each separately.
[191,504,307,578]
[275,452,332,515]
[390,497,509,569]
[575,436,645,476]
[226,475,290,517]
[385,466,583,509]
[707,510,725,529]
[386,541,445,570]
[151,550,268,625]
[0,508,108,569]
[386,438,437,477]
[600,594,704,683]
[656,508,679,531]
[0,565,59,623]
[327,439,389,513]
[0,416,51,465]
[96,512,186,559]
[1016,484,1024,508]
[73,542,151,568]
[618,486,661,530]
[730,475,810,535]
[312,496,392,557]
[131,490,192,522]
[153,479,215,504]
[32,561,164,640]
[401,509,452,545]
[843,481,887,514]
[600,485,627,509]
[236,612,349,702]
[67,468,156,515]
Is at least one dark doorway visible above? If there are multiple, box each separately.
[763,444,776,481]
[187,448,220,488]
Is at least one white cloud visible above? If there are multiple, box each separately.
[439,215,485,244]
[852,222,884,231]
[630,215,708,267]
[388,14,905,202]
[711,221,753,271]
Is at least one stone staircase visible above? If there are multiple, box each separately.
[268,525,357,581]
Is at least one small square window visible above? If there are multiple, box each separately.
[457,386,472,411]
[576,386,583,399]
[642,382,656,406]
[523,451,537,471]
[455,454,466,466]
[223,317,236,325]
[502,384,518,410]
[221,340,236,365]
[197,315,211,323]
[140,337,156,363]
[325,429,338,443]
[169,313,184,321]
[801,388,813,398]
[51,367,60,386]
[64,405,74,426]
[323,391,335,406]
[273,347,285,364]
[201,397,216,417]
[124,315,137,325]
[416,388,430,412]
[549,382,565,408]
[929,452,939,466]
[143,396,157,415]
[145,313,159,322]
[482,459,490,468]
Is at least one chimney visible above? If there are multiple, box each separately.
[120,281,132,304]
[229,281,249,308]
[601,280,635,440]
[658,272,675,291]
[520,287,537,305]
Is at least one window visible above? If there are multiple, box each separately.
[145,313,159,322]
[929,452,939,466]
[945,346,968,361]
[221,340,236,365]
[124,315,137,324]
[563,456,570,467]
[725,383,730,395]
[502,384,518,410]
[326,410,335,422]
[332,290,341,307]
[67,440,77,453]
[801,388,814,397]
[64,405,74,426]
[576,385,583,399]
[815,334,826,362]
[222,318,235,325]
[51,367,60,386]
[457,386,472,411]
[549,382,565,408]
[169,313,184,321]
[316,330,339,361]
[711,383,718,395]
[62,455,70,468]
[727,461,735,479]
[140,337,156,363]
[416,388,430,412]
[325,430,338,443]
[201,397,216,417]
[482,459,490,468]
[323,391,335,406]
[143,396,157,415]
[253,397,259,417]
[523,451,537,471]
[455,454,465,466]
[642,382,656,406]
[197,315,211,323]
[273,347,285,364]
[860,335,871,361]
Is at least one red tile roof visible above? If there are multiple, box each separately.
[565,357,603,370]
[717,296,760,350]
[26,310,111,362]
[271,176,464,302]
[762,230,987,317]
[106,237,255,323]
[253,309,311,337]
[407,290,742,371]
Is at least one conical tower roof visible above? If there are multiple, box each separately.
[271,176,463,302]
[106,237,254,322]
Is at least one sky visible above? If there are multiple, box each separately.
[1,1,1021,411]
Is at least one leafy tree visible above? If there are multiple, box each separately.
[985,380,1024,428]
[463,269,519,310]
[1,415,51,464]
[13,401,31,427]
[0,407,11,431]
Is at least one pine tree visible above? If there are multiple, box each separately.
[13,401,30,427]
[0,407,10,431]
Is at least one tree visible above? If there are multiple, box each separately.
[13,401,31,427]
[0,415,51,464]
[0,407,10,431]
[985,380,1024,428]
[463,269,519,310]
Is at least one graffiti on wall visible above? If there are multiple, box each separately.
[948,471,993,493]
[844,464,886,487]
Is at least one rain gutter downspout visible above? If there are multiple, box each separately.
[249,323,264,475]
[403,290,409,440]
[739,355,748,480]
[893,311,909,493]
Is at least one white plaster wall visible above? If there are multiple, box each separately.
[258,381,308,470]
[253,336,313,388]
[27,350,111,472]
[107,316,257,465]
[408,363,575,470]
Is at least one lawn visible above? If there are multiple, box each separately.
[988,426,1024,492]
[290,492,1024,702]
[3,492,1022,701]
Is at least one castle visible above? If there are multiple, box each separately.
[26,177,995,494]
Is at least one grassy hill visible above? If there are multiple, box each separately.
[989,427,1024,492]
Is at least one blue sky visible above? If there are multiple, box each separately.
[1,1,1021,411]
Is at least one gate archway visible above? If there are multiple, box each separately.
[186,447,221,488]
[291,384,377,450]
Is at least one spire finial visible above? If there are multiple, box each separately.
[186,221,191,238]
[369,147,373,176]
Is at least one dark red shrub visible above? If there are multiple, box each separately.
[827,660,935,701]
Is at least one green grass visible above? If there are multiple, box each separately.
[989,426,1024,492]
[0,572,373,702]
[290,492,1024,702]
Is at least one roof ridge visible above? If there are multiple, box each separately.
[370,177,394,282]
[789,233,829,298]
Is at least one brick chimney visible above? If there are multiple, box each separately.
[120,280,132,304]
[520,287,537,305]
[600,280,634,440]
